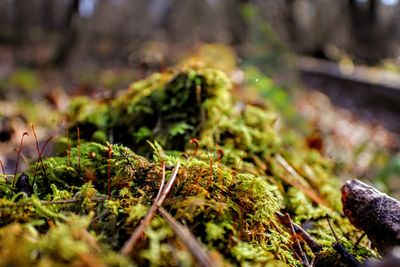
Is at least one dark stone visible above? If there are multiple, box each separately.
[341,179,400,255]
[15,173,32,196]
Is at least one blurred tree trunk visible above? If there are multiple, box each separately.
[48,0,80,67]
[226,0,249,47]
[42,0,55,31]
[348,0,385,63]
[284,0,297,45]
[13,0,30,45]
[369,0,377,23]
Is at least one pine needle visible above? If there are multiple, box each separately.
[158,207,217,267]
[120,162,180,256]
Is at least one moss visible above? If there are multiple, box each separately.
[68,66,232,156]
[0,214,133,267]
[312,239,377,267]
[0,58,379,266]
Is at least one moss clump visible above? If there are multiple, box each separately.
[0,142,294,266]
[0,58,378,266]
[67,66,232,155]
[0,213,131,267]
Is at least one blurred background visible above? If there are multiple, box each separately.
[1,0,400,66]
[1,0,400,195]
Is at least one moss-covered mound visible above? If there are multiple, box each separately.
[0,61,377,266]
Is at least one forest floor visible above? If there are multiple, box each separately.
[0,44,400,266]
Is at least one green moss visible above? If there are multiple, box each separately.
[0,214,133,267]
[0,59,379,266]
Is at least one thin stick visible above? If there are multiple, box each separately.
[155,162,166,201]
[285,213,310,267]
[332,242,361,267]
[325,216,361,267]
[354,232,366,248]
[275,154,328,207]
[156,162,180,206]
[0,160,5,176]
[159,207,217,267]
[12,132,28,192]
[326,215,339,241]
[276,211,322,253]
[120,162,180,255]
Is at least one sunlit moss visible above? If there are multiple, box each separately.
[0,57,378,266]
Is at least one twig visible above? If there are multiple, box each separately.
[326,216,361,267]
[155,162,166,201]
[354,232,366,248]
[156,162,180,206]
[120,162,180,256]
[80,229,102,253]
[0,160,5,176]
[332,243,361,267]
[275,154,328,207]
[276,211,322,253]
[159,207,217,267]
[326,215,339,241]
[285,213,310,267]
